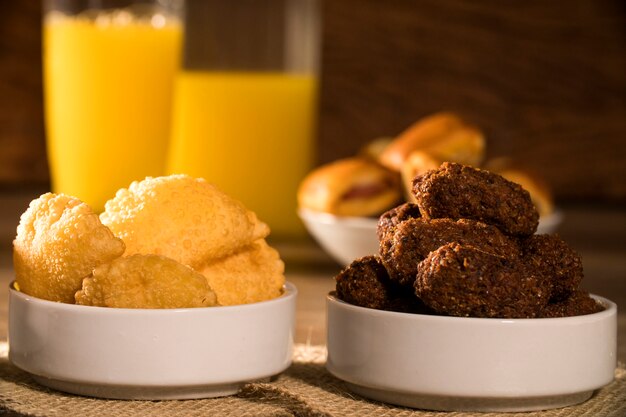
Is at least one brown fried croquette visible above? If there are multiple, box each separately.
[522,234,584,302]
[412,162,539,236]
[376,202,422,242]
[540,290,604,318]
[380,218,521,287]
[415,243,550,318]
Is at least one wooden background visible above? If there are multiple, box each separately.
[1,0,625,201]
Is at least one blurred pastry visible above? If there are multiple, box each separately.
[297,157,402,217]
[379,112,485,171]
[359,137,393,161]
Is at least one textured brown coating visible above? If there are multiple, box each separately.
[523,234,584,302]
[334,255,433,313]
[540,290,604,318]
[415,243,550,318]
[380,217,521,287]
[376,202,422,242]
[335,255,395,310]
[412,162,539,236]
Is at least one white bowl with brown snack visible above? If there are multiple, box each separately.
[9,281,296,400]
[327,292,616,412]
[327,162,616,411]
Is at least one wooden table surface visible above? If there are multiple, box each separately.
[0,188,624,362]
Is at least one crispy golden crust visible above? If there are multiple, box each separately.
[197,239,285,306]
[416,243,550,318]
[413,162,539,236]
[13,193,125,303]
[75,254,217,308]
[380,217,521,287]
[101,175,269,268]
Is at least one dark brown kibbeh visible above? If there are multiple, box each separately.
[523,234,584,302]
[376,202,421,242]
[415,243,550,318]
[335,255,432,313]
[334,162,603,319]
[335,255,395,310]
[413,162,539,236]
[540,290,603,318]
[380,217,521,287]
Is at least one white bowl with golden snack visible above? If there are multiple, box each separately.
[9,175,294,399]
[9,281,296,400]
[326,293,617,412]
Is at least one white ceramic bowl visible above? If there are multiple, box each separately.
[298,209,379,266]
[300,209,563,266]
[327,293,616,412]
[8,282,297,400]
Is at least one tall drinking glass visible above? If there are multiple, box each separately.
[43,0,183,212]
[167,0,320,238]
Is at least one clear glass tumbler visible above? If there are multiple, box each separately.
[43,0,183,212]
[167,0,320,238]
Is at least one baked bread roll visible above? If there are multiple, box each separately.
[379,112,485,171]
[298,157,402,217]
[359,137,393,161]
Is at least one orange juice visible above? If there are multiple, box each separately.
[43,12,182,212]
[167,72,317,237]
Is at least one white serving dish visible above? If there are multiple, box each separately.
[326,293,616,412]
[298,209,379,266]
[536,210,563,234]
[300,209,563,266]
[8,282,297,400]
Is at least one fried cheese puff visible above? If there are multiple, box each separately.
[197,239,285,306]
[13,193,125,303]
[75,254,217,308]
[100,175,269,269]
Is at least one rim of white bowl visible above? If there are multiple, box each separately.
[298,208,378,228]
[327,292,616,324]
[538,209,564,228]
[9,281,297,314]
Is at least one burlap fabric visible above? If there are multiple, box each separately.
[1,342,625,417]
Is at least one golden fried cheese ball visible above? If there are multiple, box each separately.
[13,193,125,303]
[100,175,269,268]
[198,239,285,306]
[75,254,218,308]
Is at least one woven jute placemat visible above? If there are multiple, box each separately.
[1,342,625,417]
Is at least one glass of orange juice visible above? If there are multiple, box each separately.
[43,0,183,212]
[167,0,320,238]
